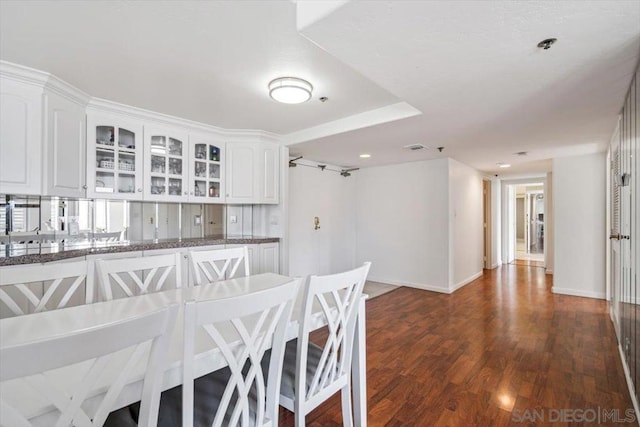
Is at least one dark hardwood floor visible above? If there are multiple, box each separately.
[279,264,634,426]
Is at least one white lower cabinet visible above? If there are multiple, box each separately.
[258,242,279,274]
[225,242,279,275]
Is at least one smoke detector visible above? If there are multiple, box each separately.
[403,144,428,151]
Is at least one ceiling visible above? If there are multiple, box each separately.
[1,1,639,176]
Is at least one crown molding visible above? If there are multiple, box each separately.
[1,60,90,106]
[2,60,282,143]
[0,60,49,87]
[87,97,283,143]
[45,75,91,106]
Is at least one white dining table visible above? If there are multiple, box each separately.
[0,273,368,426]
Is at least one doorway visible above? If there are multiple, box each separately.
[514,184,544,264]
[502,180,546,268]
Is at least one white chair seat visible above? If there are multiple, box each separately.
[278,340,327,402]
[107,367,261,427]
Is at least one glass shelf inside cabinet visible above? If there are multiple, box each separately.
[208,182,220,198]
[209,163,220,179]
[96,172,115,193]
[151,136,167,155]
[151,155,166,174]
[151,177,166,195]
[195,161,207,178]
[96,126,115,147]
[168,178,182,196]
[118,128,136,151]
[209,145,220,162]
[168,158,183,176]
[117,174,136,194]
[168,138,183,156]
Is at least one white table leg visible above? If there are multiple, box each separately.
[352,296,367,427]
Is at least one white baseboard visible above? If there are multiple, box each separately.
[367,276,450,294]
[450,271,483,293]
[618,344,640,424]
[368,271,484,295]
[490,262,499,269]
[551,286,606,300]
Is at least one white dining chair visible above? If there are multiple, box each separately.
[189,246,250,286]
[176,278,300,427]
[278,262,371,427]
[0,304,178,427]
[0,260,94,318]
[96,253,182,301]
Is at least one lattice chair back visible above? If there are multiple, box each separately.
[0,260,94,319]
[283,262,371,426]
[189,246,250,286]
[96,253,182,301]
[0,304,178,427]
[181,279,300,427]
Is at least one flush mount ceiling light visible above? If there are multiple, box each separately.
[359,154,371,158]
[268,77,313,104]
[498,163,511,168]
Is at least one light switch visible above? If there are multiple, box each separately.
[230,215,237,224]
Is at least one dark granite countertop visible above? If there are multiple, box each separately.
[0,236,279,266]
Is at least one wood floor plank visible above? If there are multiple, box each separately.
[278,264,634,425]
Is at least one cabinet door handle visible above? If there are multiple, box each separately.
[610,233,621,240]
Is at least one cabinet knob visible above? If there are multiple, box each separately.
[82,185,88,189]
[183,191,188,195]
[190,192,194,195]
[137,188,142,192]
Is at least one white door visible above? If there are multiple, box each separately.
[611,69,639,404]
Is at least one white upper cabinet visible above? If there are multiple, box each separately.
[188,133,225,203]
[226,142,257,203]
[259,142,279,204]
[226,141,280,204]
[1,65,89,198]
[43,89,87,198]
[0,76,44,195]
[144,125,189,202]
[87,111,143,200]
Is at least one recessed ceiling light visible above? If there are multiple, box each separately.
[498,163,511,168]
[268,77,313,104]
[515,151,528,156]
[537,38,557,50]
[360,154,371,158]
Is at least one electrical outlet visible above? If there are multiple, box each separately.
[230,215,237,224]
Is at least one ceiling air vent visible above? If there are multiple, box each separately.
[403,143,427,151]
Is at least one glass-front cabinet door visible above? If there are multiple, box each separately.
[144,126,188,202]
[87,112,143,200]
[189,135,225,203]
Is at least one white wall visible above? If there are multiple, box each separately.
[288,161,356,277]
[553,152,607,299]
[491,177,501,268]
[449,159,484,290]
[355,158,451,292]
[545,171,553,274]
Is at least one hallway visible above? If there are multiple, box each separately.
[280,265,634,426]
